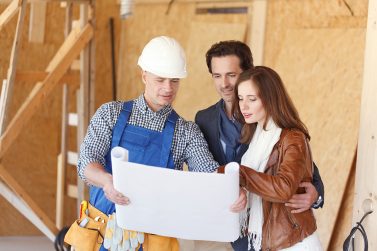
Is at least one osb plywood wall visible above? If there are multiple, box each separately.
[274,27,364,249]
[116,2,252,120]
[265,1,367,249]
[0,0,119,235]
[0,1,370,249]
[116,1,368,250]
[0,3,75,235]
[94,0,122,107]
[175,21,247,119]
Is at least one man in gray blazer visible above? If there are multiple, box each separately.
[195,41,324,251]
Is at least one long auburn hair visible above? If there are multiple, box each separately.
[232,66,310,144]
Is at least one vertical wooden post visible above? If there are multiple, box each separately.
[89,0,96,117]
[352,0,377,249]
[75,2,91,213]
[55,1,73,230]
[248,0,267,66]
[28,2,47,43]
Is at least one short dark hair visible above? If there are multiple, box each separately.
[205,40,254,73]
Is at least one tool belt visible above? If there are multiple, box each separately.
[64,201,108,251]
[143,234,179,251]
[64,201,180,251]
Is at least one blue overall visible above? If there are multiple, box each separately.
[89,101,177,251]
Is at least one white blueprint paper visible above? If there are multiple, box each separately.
[111,146,240,242]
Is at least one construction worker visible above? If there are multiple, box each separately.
[77,36,246,251]
[194,40,324,251]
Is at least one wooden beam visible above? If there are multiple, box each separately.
[28,1,47,43]
[0,164,58,238]
[0,0,26,135]
[55,154,65,229]
[248,0,267,65]
[0,23,94,159]
[67,151,78,165]
[194,1,250,9]
[352,0,377,249]
[0,181,56,241]
[67,184,78,199]
[0,0,21,31]
[1,0,247,4]
[75,2,91,213]
[55,1,73,229]
[70,59,80,70]
[328,151,356,250]
[0,0,89,3]
[15,71,80,84]
[134,0,251,3]
[68,113,78,126]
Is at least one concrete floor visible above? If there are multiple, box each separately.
[0,236,55,251]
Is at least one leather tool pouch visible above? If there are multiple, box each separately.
[64,201,108,251]
[143,234,179,251]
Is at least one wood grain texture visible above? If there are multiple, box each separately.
[0,2,83,235]
[0,24,93,158]
[352,0,377,249]
[273,27,365,249]
[117,2,250,120]
[174,21,246,120]
[0,0,20,31]
[28,1,46,43]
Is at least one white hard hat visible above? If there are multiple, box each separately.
[138,36,187,78]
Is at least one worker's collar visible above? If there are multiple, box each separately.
[135,94,172,117]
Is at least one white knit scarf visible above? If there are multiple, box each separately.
[240,118,282,251]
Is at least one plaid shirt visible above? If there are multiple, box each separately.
[77,95,219,181]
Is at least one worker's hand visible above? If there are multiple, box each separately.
[102,175,130,205]
[285,182,318,214]
[230,188,247,213]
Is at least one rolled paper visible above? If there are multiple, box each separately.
[112,146,129,162]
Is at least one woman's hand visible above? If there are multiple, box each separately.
[230,188,247,213]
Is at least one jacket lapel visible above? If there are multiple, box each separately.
[212,101,227,165]
[235,144,248,164]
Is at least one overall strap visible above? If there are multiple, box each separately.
[111,101,133,148]
[160,110,179,166]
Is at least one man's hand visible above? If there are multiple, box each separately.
[84,163,130,205]
[103,175,130,205]
[285,182,318,214]
[230,188,247,213]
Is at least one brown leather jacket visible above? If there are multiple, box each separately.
[239,129,317,251]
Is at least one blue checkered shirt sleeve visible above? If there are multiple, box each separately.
[173,120,219,173]
[77,102,122,182]
[77,96,219,183]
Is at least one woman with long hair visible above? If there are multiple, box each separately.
[232,66,322,251]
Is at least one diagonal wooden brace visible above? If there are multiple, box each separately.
[0,164,59,239]
[0,23,94,158]
[0,0,22,31]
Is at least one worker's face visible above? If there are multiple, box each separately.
[142,71,180,112]
[238,79,266,125]
[210,55,243,103]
